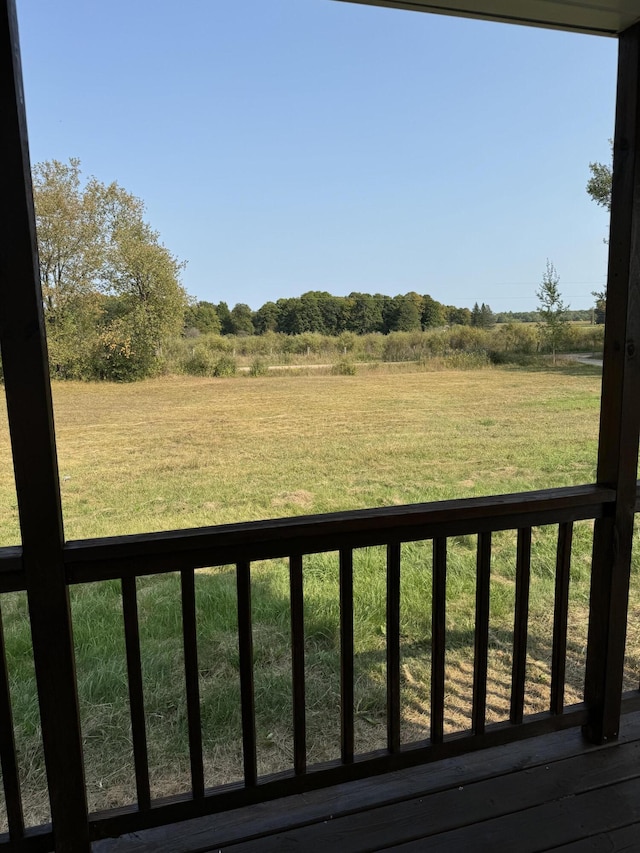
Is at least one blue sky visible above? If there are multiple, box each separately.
[16,0,616,312]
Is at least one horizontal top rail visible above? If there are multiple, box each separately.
[0,547,26,593]
[63,484,616,584]
[0,482,633,591]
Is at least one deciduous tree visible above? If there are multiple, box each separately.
[586,146,612,323]
[536,260,568,365]
[33,158,188,379]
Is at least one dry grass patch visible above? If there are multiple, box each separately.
[1,366,602,542]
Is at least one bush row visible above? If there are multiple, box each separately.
[165,323,603,377]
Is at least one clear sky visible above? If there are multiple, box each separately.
[16,0,616,312]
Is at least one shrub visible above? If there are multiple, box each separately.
[383,332,415,362]
[213,355,237,377]
[183,346,218,376]
[331,359,356,375]
[493,322,538,355]
[249,358,269,377]
[91,324,156,381]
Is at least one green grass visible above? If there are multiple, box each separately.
[2,363,639,825]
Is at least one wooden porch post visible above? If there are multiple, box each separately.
[0,1,90,848]
[584,21,640,745]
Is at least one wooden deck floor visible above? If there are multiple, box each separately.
[97,708,640,853]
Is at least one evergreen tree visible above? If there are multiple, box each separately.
[479,303,495,328]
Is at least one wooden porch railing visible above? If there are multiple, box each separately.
[2,0,640,850]
[0,482,638,851]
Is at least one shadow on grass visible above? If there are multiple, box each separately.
[503,361,602,378]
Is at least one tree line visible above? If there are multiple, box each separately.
[185,297,596,339]
[185,295,499,339]
[29,157,606,381]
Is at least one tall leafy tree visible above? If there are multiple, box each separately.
[421,294,445,328]
[586,156,612,212]
[587,145,612,323]
[216,301,234,335]
[253,301,279,334]
[297,293,325,333]
[384,294,421,332]
[33,159,106,375]
[103,196,187,375]
[446,306,471,326]
[230,303,255,336]
[184,301,221,336]
[346,293,384,334]
[317,293,344,335]
[33,158,187,379]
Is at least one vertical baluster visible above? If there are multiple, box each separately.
[551,522,573,715]
[290,555,306,775]
[236,561,257,786]
[339,549,354,764]
[121,577,151,810]
[181,569,204,798]
[387,542,401,753]
[0,603,23,839]
[431,538,447,745]
[510,527,532,725]
[472,532,491,736]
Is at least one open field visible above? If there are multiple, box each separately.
[0,362,604,544]
[1,362,639,826]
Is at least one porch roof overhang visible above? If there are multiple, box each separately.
[336,0,640,36]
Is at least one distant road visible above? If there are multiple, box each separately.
[562,353,603,367]
[238,355,604,373]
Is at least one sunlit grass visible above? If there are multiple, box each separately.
[36,364,604,541]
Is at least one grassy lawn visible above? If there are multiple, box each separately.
[2,362,638,825]
[0,363,603,544]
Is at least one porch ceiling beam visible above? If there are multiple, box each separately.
[335,0,640,36]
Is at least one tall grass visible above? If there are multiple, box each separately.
[166,324,605,376]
